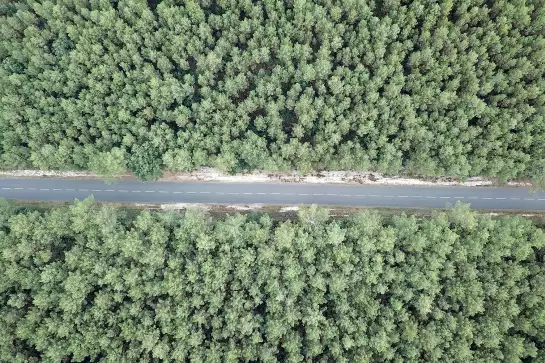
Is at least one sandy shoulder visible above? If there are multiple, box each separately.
[0,167,531,187]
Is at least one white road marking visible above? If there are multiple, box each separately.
[186,192,196,194]
[1,188,10,190]
[313,193,323,196]
[356,194,366,197]
[524,198,535,201]
[369,194,380,197]
[14,187,23,190]
[132,190,141,193]
[257,192,266,195]
[539,199,545,201]
[145,190,155,193]
[173,191,183,194]
[228,192,238,195]
[398,195,409,198]
[482,197,493,200]
[53,189,62,191]
[496,197,506,200]
[426,196,436,199]
[440,196,450,199]
[510,198,520,200]
[453,196,465,199]
[326,193,337,196]
[298,193,309,196]
[214,192,224,195]
[468,197,478,199]
[411,196,422,198]
[105,189,115,192]
[242,192,252,195]
[79,189,88,192]
[200,191,211,194]
[383,195,394,198]
[40,188,50,191]
[341,194,351,197]
[92,189,102,192]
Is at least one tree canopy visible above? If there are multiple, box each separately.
[1,0,545,180]
[1,199,544,362]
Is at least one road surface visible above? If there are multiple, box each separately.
[1,178,544,210]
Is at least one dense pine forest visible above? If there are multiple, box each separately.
[1,0,545,180]
[0,199,543,361]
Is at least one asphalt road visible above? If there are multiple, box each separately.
[1,178,545,210]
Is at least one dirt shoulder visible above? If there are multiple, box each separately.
[0,167,532,187]
[10,199,545,224]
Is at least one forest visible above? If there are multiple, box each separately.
[1,0,545,180]
[0,198,544,362]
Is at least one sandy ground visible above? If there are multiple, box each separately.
[156,203,266,211]
[280,206,299,212]
[0,170,100,178]
[0,167,531,187]
[161,168,502,187]
[158,203,211,211]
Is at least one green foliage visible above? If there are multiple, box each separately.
[0,0,21,17]
[1,200,544,362]
[0,197,13,228]
[128,142,163,181]
[1,1,544,179]
[88,147,126,183]
[298,204,330,226]
[531,168,545,191]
